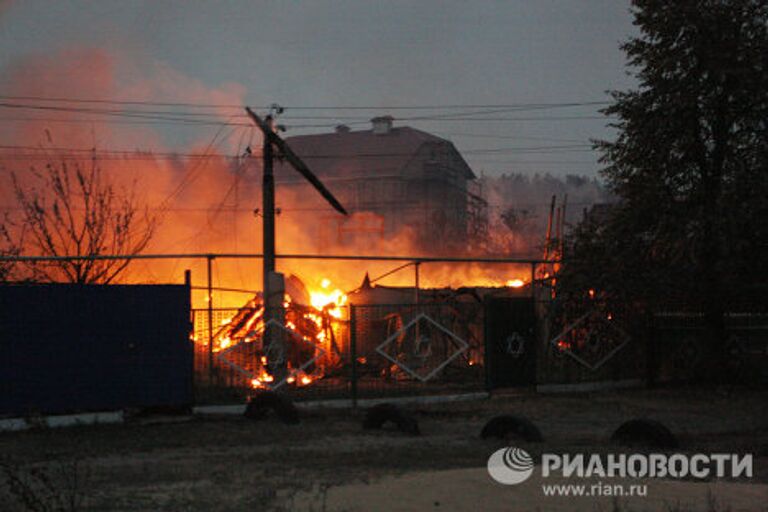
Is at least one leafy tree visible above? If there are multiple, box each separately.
[2,153,157,284]
[563,1,768,361]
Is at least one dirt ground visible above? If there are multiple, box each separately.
[1,386,767,511]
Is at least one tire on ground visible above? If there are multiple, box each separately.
[362,403,420,436]
[610,418,677,448]
[480,415,543,442]
[244,390,300,424]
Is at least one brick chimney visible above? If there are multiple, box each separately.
[371,115,394,135]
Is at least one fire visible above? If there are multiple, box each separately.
[250,371,312,389]
[309,278,348,318]
[201,270,536,392]
[206,276,349,391]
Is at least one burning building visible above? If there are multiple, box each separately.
[200,270,532,396]
[275,116,487,253]
[189,115,538,396]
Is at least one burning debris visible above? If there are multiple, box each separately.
[193,269,532,392]
[205,275,348,390]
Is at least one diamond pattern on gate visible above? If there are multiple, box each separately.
[216,319,326,390]
[549,309,630,371]
[375,313,469,382]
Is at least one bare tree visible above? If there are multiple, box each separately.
[6,152,156,284]
[0,217,20,282]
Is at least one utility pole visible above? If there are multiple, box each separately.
[260,115,282,379]
[245,106,348,383]
[261,114,276,322]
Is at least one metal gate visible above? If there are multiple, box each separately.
[349,302,485,399]
[0,283,193,416]
[484,297,537,388]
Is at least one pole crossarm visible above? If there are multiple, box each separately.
[245,107,348,216]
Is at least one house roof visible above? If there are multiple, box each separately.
[277,126,476,180]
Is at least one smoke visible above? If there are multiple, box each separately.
[0,46,247,150]
[0,47,610,307]
[0,46,253,300]
[480,172,611,256]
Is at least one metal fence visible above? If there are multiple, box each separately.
[190,300,488,403]
[0,283,193,416]
[349,302,485,400]
[6,251,765,414]
[651,312,768,384]
[0,252,557,404]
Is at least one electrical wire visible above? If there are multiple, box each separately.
[0,94,610,110]
[0,142,595,161]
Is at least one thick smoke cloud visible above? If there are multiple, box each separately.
[0,47,610,307]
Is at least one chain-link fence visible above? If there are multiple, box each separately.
[348,302,485,401]
[6,251,764,412]
[191,300,489,403]
[651,311,768,384]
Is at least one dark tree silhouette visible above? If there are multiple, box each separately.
[0,218,20,282]
[563,0,768,364]
[5,153,157,284]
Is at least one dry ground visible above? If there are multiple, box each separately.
[1,386,767,511]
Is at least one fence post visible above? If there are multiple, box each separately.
[207,255,214,384]
[414,261,420,306]
[350,304,358,408]
[184,269,195,400]
[530,262,536,297]
[483,296,492,392]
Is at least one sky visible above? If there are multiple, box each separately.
[0,0,637,177]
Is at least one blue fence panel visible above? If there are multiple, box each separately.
[0,284,192,416]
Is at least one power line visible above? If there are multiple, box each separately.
[0,115,250,128]
[265,104,609,122]
[0,142,594,159]
[155,123,244,212]
[467,160,597,165]
[279,101,611,111]
[394,116,607,122]
[0,95,248,110]
[0,144,242,158]
[0,201,605,214]
[0,102,250,125]
[0,154,599,166]
[433,131,590,143]
[0,94,610,110]
[0,104,609,123]
[0,99,610,122]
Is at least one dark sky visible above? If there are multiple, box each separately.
[0,0,637,177]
